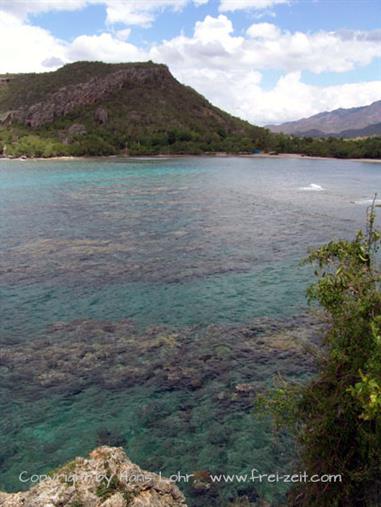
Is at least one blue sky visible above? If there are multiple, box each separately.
[0,0,380,124]
[32,0,381,41]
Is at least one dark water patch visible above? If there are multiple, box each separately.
[0,260,312,340]
[0,315,320,400]
[0,315,322,505]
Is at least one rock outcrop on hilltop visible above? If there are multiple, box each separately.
[0,447,187,507]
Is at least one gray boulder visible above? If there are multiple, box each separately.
[0,447,187,507]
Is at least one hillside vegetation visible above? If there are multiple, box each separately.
[0,61,380,158]
[0,61,270,157]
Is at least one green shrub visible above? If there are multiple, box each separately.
[263,200,381,506]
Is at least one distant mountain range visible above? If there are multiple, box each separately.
[267,100,381,138]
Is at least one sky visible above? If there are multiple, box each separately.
[0,0,380,125]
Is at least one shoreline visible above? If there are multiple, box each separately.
[1,152,381,163]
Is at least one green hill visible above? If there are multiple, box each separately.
[0,61,270,157]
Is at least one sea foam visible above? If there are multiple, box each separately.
[354,198,381,206]
[299,183,324,191]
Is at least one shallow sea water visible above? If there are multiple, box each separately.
[0,156,380,505]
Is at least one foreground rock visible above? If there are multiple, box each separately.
[0,447,187,507]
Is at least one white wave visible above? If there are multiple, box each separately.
[299,183,324,191]
[354,198,381,206]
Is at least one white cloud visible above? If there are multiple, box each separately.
[68,32,146,62]
[193,14,243,49]
[151,16,381,75]
[104,0,189,27]
[0,0,89,19]
[232,72,381,124]
[244,23,381,73]
[115,28,132,41]
[246,22,280,39]
[104,0,209,26]
[0,10,380,126]
[0,0,207,26]
[0,8,145,72]
[0,11,67,73]
[149,16,381,124]
[219,0,289,12]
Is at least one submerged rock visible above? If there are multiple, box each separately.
[0,315,323,506]
[0,315,322,402]
[0,446,187,507]
[0,315,321,400]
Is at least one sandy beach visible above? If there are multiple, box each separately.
[1,152,381,163]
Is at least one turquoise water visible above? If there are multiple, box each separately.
[0,156,380,505]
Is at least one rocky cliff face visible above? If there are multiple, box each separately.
[0,447,187,507]
[10,65,172,128]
